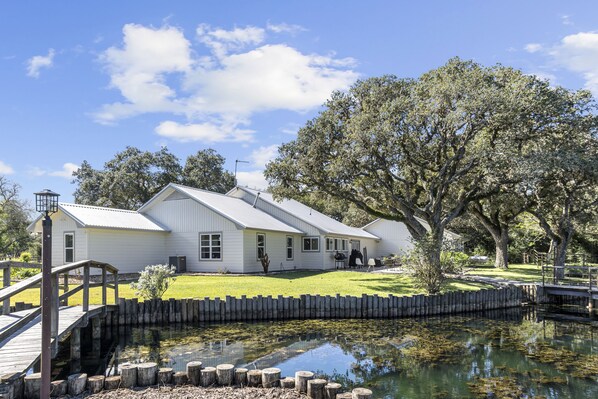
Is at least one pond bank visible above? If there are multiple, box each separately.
[76,386,306,399]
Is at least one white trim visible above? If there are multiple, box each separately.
[286,235,294,261]
[64,232,75,264]
[199,232,223,261]
[256,232,266,261]
[302,236,320,252]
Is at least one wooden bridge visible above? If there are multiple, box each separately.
[0,260,118,376]
[541,265,598,309]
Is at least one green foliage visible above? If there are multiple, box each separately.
[130,264,176,300]
[73,147,235,210]
[440,251,470,274]
[19,251,31,262]
[0,176,33,257]
[10,267,39,280]
[405,237,445,294]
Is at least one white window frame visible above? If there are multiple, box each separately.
[302,236,320,252]
[342,239,348,251]
[199,232,222,261]
[325,237,334,252]
[257,233,266,261]
[286,236,294,260]
[64,232,75,263]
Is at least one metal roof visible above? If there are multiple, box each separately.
[161,184,304,234]
[236,187,379,240]
[52,203,168,232]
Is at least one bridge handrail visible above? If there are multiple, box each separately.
[0,259,118,314]
[541,264,598,288]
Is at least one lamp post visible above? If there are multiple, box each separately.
[34,189,59,399]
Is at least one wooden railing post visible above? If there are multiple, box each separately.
[62,272,69,306]
[102,267,107,306]
[113,272,119,305]
[51,273,59,337]
[2,265,10,315]
[83,264,90,312]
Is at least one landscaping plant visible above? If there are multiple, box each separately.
[130,264,176,300]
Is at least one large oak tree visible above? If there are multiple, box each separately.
[265,59,559,292]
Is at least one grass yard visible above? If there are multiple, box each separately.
[464,263,543,283]
[8,270,492,306]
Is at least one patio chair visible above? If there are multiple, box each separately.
[367,258,376,272]
[355,258,363,268]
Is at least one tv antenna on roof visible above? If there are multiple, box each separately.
[234,159,249,186]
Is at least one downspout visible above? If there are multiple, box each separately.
[252,192,261,208]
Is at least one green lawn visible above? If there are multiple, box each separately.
[464,263,543,283]
[9,270,492,306]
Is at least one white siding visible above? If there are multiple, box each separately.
[241,230,304,273]
[144,197,244,273]
[42,210,89,267]
[364,220,414,258]
[87,229,167,274]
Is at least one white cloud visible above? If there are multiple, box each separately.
[549,32,598,94]
[155,120,254,142]
[29,163,79,179]
[95,23,359,142]
[0,161,14,175]
[524,43,543,53]
[249,144,279,167]
[561,15,573,26]
[267,22,307,35]
[26,48,55,78]
[236,170,268,190]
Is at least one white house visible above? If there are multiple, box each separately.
[28,183,460,273]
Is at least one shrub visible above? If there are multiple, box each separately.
[440,251,470,274]
[260,253,270,274]
[19,252,32,262]
[130,264,176,300]
[405,238,445,294]
[10,267,39,280]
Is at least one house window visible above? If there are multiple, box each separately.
[334,238,341,251]
[325,237,334,251]
[286,236,294,260]
[302,237,319,252]
[200,233,222,260]
[342,239,348,251]
[257,233,266,260]
[64,233,74,263]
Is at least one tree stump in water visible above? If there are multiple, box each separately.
[247,370,262,387]
[137,363,157,386]
[295,371,314,393]
[67,373,87,395]
[280,377,295,389]
[172,372,188,386]
[87,375,105,393]
[200,367,217,387]
[216,364,234,386]
[50,379,67,396]
[104,376,121,390]
[262,368,281,388]
[24,373,41,399]
[336,393,352,399]
[325,382,342,399]
[186,361,203,386]
[234,368,248,386]
[352,387,373,398]
[157,368,173,385]
[307,379,327,399]
[120,364,137,388]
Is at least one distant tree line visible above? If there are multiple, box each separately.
[265,58,598,292]
[73,147,235,210]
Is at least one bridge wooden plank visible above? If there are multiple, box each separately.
[0,305,106,376]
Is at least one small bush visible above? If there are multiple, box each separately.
[405,238,445,294]
[130,264,176,300]
[19,252,32,262]
[260,253,270,274]
[10,267,40,280]
[440,251,470,274]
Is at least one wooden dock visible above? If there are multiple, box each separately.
[0,305,109,376]
[541,265,598,309]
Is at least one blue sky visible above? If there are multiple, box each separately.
[1,1,597,203]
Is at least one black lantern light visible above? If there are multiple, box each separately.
[34,189,60,215]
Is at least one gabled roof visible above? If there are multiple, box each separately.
[28,203,169,233]
[139,184,303,234]
[233,187,379,240]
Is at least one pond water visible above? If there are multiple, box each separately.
[52,306,598,398]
